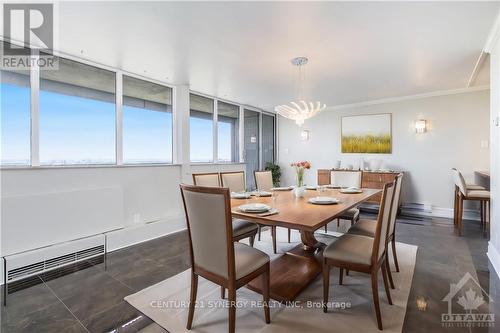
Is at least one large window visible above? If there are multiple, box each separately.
[123,76,173,164]
[1,68,31,166]
[190,94,214,162]
[217,101,239,162]
[39,57,116,165]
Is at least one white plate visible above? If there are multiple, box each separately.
[326,184,340,189]
[239,203,271,213]
[271,187,293,191]
[253,191,272,197]
[339,188,363,194]
[305,186,317,190]
[231,192,251,199]
[308,197,339,205]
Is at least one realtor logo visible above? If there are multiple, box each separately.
[1,3,57,70]
[441,272,494,328]
[3,3,53,55]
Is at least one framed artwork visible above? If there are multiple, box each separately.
[341,113,392,153]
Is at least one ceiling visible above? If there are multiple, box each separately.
[57,1,499,111]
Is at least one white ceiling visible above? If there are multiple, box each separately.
[57,1,499,111]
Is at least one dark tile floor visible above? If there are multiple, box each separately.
[1,215,498,332]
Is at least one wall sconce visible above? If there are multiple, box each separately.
[301,130,310,141]
[415,120,427,134]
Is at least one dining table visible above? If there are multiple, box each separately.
[231,187,381,302]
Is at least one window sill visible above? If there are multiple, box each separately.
[0,163,182,170]
[190,162,245,166]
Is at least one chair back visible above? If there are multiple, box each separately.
[254,171,274,191]
[180,185,234,280]
[330,170,362,188]
[451,168,467,195]
[192,173,220,187]
[371,181,396,264]
[220,171,246,192]
[388,173,403,237]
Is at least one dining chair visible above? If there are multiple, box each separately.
[192,172,221,187]
[180,184,271,333]
[325,170,362,231]
[452,168,490,237]
[347,173,403,289]
[193,172,258,247]
[254,170,291,244]
[322,180,396,330]
[220,171,247,193]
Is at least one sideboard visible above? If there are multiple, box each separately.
[317,169,402,205]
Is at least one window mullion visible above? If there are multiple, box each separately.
[30,49,40,166]
[115,72,123,165]
[213,99,218,163]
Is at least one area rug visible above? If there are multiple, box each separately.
[125,228,418,333]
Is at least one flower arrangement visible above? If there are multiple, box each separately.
[291,161,311,187]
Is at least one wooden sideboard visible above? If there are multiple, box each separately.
[317,169,402,205]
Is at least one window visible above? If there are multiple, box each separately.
[39,56,116,165]
[1,67,31,166]
[244,109,260,189]
[190,94,214,162]
[122,76,173,164]
[262,113,275,165]
[217,101,239,162]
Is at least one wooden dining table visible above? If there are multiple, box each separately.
[231,187,381,302]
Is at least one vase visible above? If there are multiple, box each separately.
[294,186,305,198]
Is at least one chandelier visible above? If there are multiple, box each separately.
[275,57,326,126]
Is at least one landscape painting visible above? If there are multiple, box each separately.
[341,113,392,153]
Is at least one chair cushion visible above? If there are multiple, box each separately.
[234,243,269,279]
[466,190,490,199]
[323,234,373,266]
[348,219,376,237]
[338,208,360,221]
[232,219,258,238]
[466,184,485,190]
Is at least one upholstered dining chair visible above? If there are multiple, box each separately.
[180,184,271,333]
[452,168,490,236]
[193,172,258,247]
[220,171,247,193]
[348,173,403,289]
[325,170,362,231]
[254,170,291,244]
[192,172,221,187]
[322,181,396,330]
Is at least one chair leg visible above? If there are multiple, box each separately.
[337,218,340,227]
[288,228,291,243]
[371,270,383,330]
[228,288,236,333]
[221,286,225,299]
[453,187,458,227]
[249,235,255,247]
[458,195,464,237]
[339,267,344,285]
[186,272,198,330]
[381,262,393,305]
[385,252,395,289]
[271,226,277,254]
[258,225,262,241]
[346,269,349,276]
[391,237,400,272]
[323,263,330,313]
[262,264,270,324]
[324,224,328,233]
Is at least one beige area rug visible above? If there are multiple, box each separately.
[125,228,418,333]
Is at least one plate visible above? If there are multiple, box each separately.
[231,192,251,199]
[239,203,271,213]
[271,187,293,191]
[253,191,272,197]
[326,184,340,189]
[305,186,317,190]
[339,188,363,194]
[308,197,339,205]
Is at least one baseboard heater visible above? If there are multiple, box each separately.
[2,234,106,305]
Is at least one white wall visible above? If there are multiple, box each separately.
[278,89,490,214]
[487,18,500,278]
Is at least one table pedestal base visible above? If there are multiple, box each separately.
[246,230,325,302]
